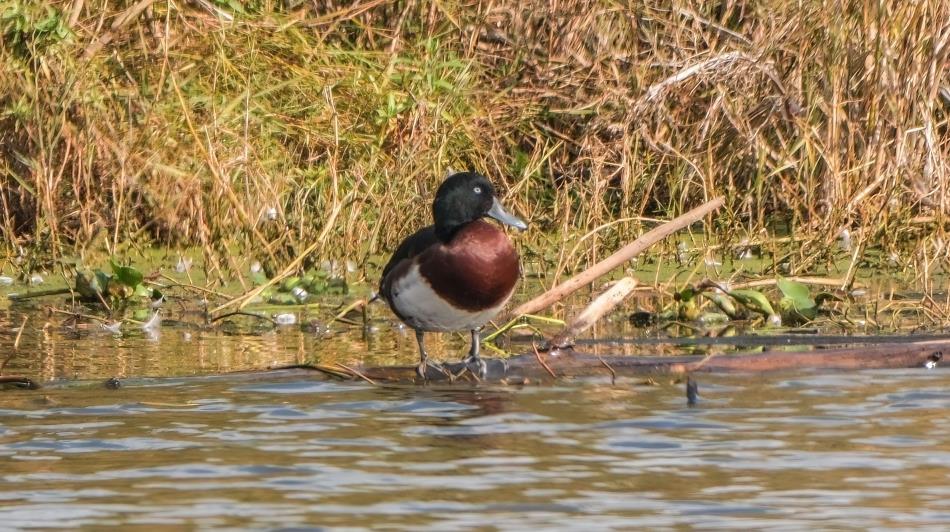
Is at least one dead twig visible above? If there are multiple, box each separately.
[210,311,277,325]
[330,299,367,325]
[333,362,376,385]
[532,342,558,379]
[13,315,27,350]
[49,307,112,324]
[83,0,158,59]
[158,273,230,299]
[597,355,616,385]
[1,315,28,375]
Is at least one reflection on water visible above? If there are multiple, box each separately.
[1,369,948,529]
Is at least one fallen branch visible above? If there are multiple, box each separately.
[547,277,638,349]
[504,197,724,320]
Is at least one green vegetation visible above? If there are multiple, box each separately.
[1,0,949,284]
[664,277,841,328]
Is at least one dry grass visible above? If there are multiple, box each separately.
[1,0,949,282]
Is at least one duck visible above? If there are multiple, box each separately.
[379,171,527,379]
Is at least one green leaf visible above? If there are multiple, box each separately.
[775,278,817,325]
[677,298,700,321]
[111,261,143,288]
[227,0,247,14]
[776,278,816,310]
[326,277,348,295]
[705,292,740,319]
[727,289,776,317]
[35,14,58,32]
[279,276,301,292]
[94,270,113,295]
[697,312,730,325]
[267,292,299,305]
[779,297,818,324]
[133,283,151,298]
[675,286,698,302]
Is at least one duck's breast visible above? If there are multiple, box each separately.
[387,220,520,332]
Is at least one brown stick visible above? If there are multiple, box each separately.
[548,277,638,348]
[532,342,558,378]
[504,197,724,320]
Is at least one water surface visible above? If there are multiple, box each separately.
[2,368,948,529]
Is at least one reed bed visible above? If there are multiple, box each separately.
[1,0,948,281]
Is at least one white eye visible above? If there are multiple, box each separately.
[473,186,482,194]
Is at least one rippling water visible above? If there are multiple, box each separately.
[2,368,948,529]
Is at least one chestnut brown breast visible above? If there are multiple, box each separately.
[417,220,520,312]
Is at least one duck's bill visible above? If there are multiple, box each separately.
[487,197,528,230]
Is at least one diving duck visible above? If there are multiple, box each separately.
[379,171,527,379]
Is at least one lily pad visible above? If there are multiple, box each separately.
[111,261,143,288]
[776,278,818,324]
[727,288,776,317]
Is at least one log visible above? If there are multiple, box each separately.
[353,340,947,384]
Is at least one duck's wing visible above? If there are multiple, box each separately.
[380,225,439,290]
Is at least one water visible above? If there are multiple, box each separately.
[2,368,948,529]
[2,288,950,530]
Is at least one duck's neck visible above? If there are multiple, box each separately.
[435,217,473,242]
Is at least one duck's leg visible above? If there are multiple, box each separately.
[462,329,488,378]
[415,330,431,380]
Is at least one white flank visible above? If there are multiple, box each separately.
[390,264,509,332]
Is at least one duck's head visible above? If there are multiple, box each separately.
[432,171,527,241]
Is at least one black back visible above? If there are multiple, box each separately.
[379,225,438,289]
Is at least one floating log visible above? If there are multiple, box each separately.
[352,340,947,384]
